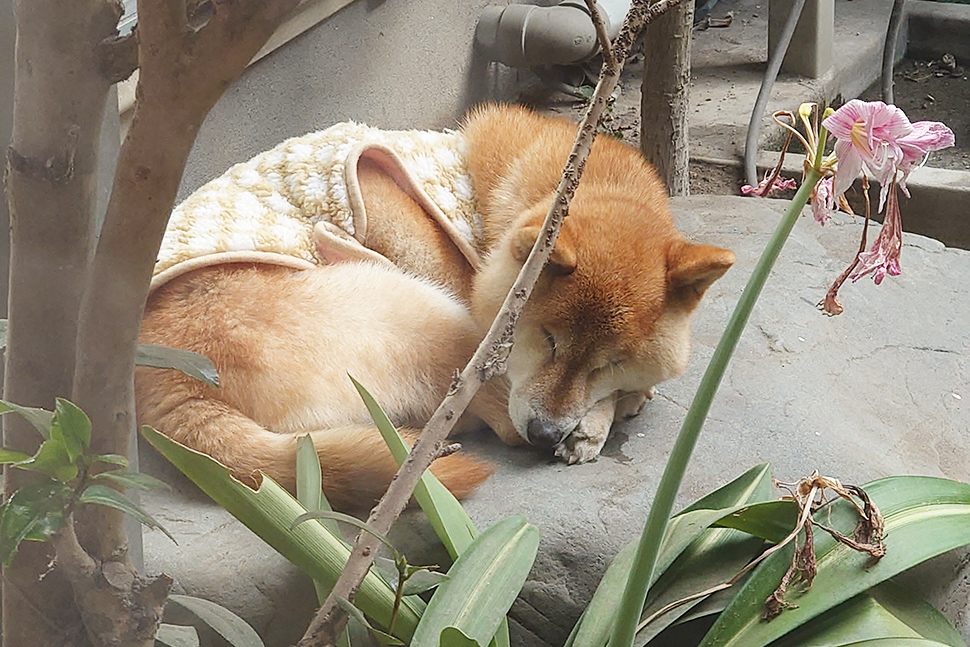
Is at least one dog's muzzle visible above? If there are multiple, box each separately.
[526,419,565,448]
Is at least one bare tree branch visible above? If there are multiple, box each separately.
[584,0,617,69]
[297,0,687,643]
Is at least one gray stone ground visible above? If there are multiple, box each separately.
[141,194,970,646]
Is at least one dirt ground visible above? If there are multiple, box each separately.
[861,56,970,171]
[519,48,970,180]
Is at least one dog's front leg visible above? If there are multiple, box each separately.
[553,394,617,465]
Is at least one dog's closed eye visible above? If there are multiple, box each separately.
[541,326,557,357]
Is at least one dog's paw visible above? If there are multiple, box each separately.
[554,432,606,465]
[615,391,650,420]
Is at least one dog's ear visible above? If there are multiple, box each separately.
[667,240,735,303]
[511,223,577,275]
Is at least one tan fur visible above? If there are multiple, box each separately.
[138,105,734,509]
[137,263,496,511]
[356,104,735,462]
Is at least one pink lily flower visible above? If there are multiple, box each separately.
[822,99,912,210]
[822,99,955,209]
[896,121,956,195]
[741,172,798,197]
[817,99,954,314]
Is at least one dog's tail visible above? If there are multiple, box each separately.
[140,394,492,511]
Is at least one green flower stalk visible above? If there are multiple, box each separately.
[606,123,828,647]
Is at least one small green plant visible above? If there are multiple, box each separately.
[0,397,173,565]
[0,396,263,647]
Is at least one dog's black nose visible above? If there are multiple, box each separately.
[527,419,563,448]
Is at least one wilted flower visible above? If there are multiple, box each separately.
[818,100,954,314]
[742,172,798,197]
[849,185,901,285]
[823,100,954,209]
[811,176,834,225]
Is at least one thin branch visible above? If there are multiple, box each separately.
[584,0,617,69]
[297,0,687,644]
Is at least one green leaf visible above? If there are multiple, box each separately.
[291,510,398,560]
[441,626,482,647]
[769,580,966,647]
[635,523,765,645]
[411,516,539,647]
[295,434,338,604]
[16,436,78,482]
[567,541,638,647]
[568,463,775,647]
[354,378,511,647]
[679,464,774,515]
[0,482,71,565]
[714,499,799,543]
[400,569,449,596]
[51,398,91,460]
[0,448,32,464]
[141,426,422,641]
[155,623,201,647]
[79,484,176,544]
[352,377,478,558]
[136,344,220,388]
[91,470,171,492]
[167,595,263,647]
[866,581,967,647]
[296,434,341,538]
[699,476,970,647]
[336,596,405,646]
[0,400,53,439]
[90,453,130,467]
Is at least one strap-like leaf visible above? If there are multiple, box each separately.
[410,516,539,647]
[155,623,201,647]
[400,570,449,596]
[699,476,970,647]
[79,484,176,544]
[291,510,398,560]
[569,463,775,647]
[769,580,967,647]
[351,376,478,558]
[167,595,264,647]
[353,377,513,647]
[136,343,220,388]
[140,425,422,640]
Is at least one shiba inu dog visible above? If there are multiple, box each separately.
[136,104,734,509]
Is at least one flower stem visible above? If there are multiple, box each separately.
[607,166,823,647]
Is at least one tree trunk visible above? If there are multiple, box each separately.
[72,0,299,564]
[2,0,119,644]
[640,0,694,196]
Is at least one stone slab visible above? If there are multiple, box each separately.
[141,194,970,646]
